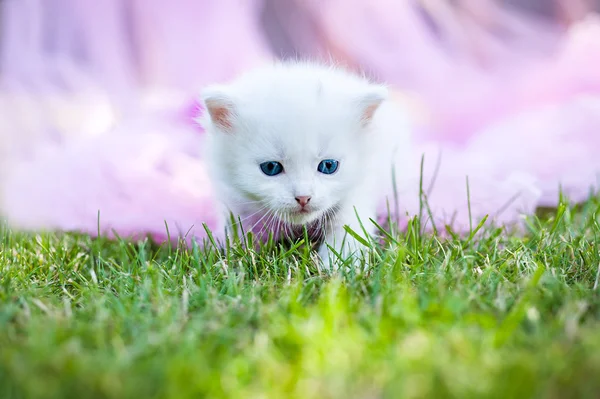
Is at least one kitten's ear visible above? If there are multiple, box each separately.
[357,85,388,127]
[200,85,237,133]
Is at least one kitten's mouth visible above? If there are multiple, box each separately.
[284,203,341,226]
[287,209,318,224]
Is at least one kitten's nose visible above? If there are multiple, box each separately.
[295,196,311,207]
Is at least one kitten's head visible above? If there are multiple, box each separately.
[199,62,388,226]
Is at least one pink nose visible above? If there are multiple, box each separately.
[295,196,311,207]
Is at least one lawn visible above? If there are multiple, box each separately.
[1,199,600,399]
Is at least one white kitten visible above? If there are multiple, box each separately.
[199,61,407,270]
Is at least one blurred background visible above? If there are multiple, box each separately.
[1,0,598,145]
[1,0,600,238]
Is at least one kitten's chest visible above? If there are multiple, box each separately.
[242,214,327,249]
[286,221,327,248]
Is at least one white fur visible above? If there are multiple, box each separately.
[199,61,409,270]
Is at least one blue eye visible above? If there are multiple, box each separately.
[317,159,339,175]
[259,161,284,176]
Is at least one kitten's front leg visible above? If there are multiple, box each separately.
[318,203,376,272]
[318,230,364,272]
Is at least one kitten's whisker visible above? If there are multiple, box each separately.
[248,208,274,235]
[257,209,279,241]
[324,211,331,233]
[233,204,269,225]
[322,207,338,243]
[267,211,282,242]
[320,211,331,242]
[231,199,270,207]
[274,211,284,242]
[260,211,275,238]
[283,212,292,240]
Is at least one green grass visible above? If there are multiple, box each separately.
[1,198,600,399]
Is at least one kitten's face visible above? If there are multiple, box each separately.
[210,106,369,226]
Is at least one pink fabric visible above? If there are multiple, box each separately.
[1,114,222,243]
